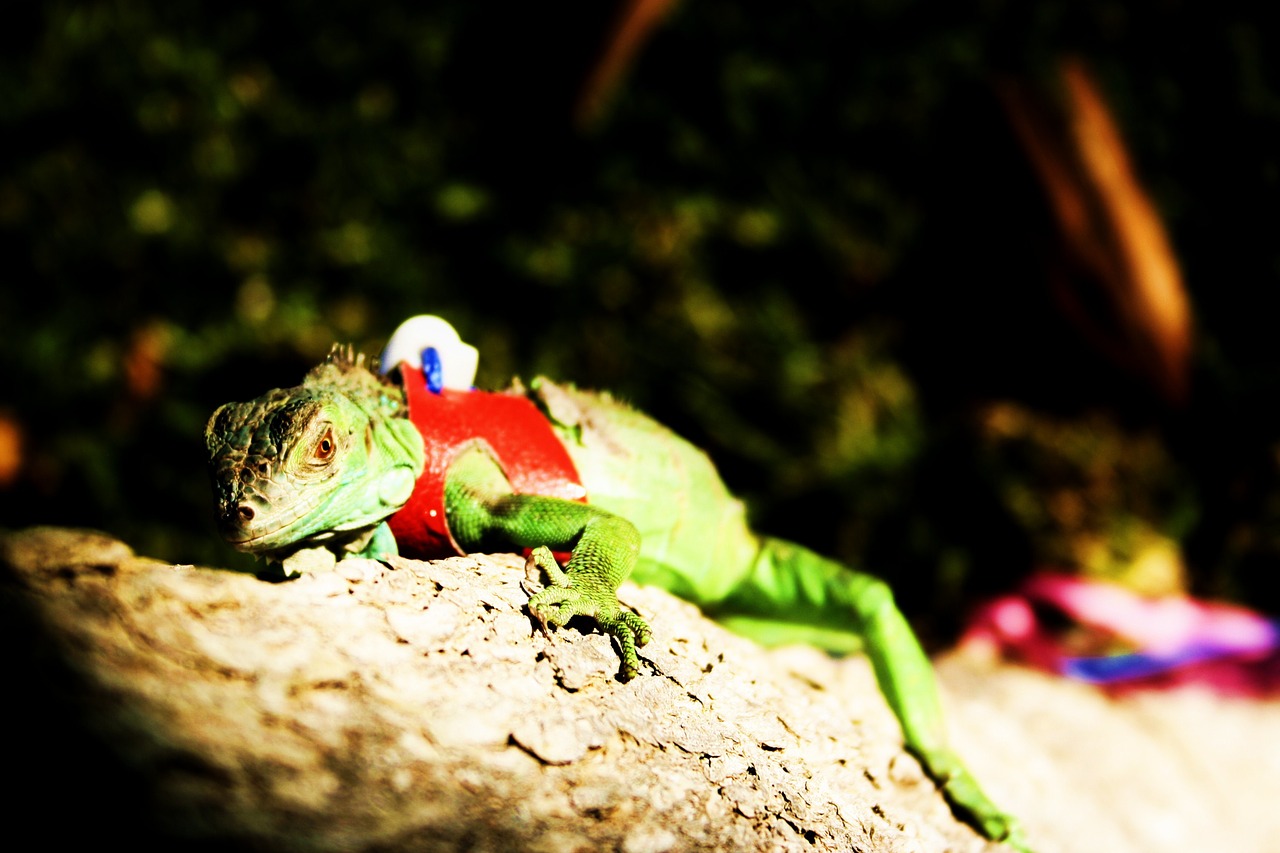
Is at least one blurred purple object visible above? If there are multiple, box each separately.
[961,573,1280,697]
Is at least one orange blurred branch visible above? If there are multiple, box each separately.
[1000,59,1193,404]
[576,0,680,129]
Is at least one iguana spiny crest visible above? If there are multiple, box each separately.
[204,345,425,560]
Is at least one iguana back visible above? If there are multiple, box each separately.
[527,378,759,605]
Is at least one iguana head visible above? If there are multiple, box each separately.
[205,346,425,562]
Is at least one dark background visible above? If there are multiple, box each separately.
[4,1,1279,639]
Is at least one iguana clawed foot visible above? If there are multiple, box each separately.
[525,546,652,680]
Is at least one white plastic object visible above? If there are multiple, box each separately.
[379,314,479,390]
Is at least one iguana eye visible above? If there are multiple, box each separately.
[314,430,335,461]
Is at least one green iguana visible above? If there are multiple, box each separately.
[204,315,1029,851]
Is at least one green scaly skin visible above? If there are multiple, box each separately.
[444,446,652,678]
[205,350,1030,852]
[204,347,425,576]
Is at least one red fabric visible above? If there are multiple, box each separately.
[386,367,587,558]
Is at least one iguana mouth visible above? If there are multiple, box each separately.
[225,527,304,548]
[219,489,388,556]
[218,491,331,552]
[224,526,311,552]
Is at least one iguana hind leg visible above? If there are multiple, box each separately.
[709,537,1029,851]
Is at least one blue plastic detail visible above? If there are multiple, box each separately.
[1064,618,1280,682]
[422,347,444,394]
[1062,652,1191,682]
[1063,632,1280,682]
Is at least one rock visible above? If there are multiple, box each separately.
[2,526,1279,852]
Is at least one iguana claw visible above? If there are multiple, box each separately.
[525,546,651,680]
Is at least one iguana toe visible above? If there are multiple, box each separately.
[599,609,650,681]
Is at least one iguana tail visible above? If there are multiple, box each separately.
[707,539,1029,850]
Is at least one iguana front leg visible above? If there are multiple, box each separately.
[445,447,652,679]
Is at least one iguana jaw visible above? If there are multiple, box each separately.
[222,485,396,558]
[220,489,375,556]
[206,375,425,562]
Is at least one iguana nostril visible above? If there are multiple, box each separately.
[237,505,255,522]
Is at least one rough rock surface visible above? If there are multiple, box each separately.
[3,526,1278,852]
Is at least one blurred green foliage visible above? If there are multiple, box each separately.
[5,1,1280,635]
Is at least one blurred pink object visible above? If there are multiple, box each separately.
[960,573,1280,696]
